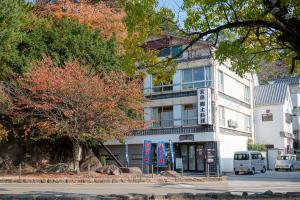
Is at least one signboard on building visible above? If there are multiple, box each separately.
[157,141,166,167]
[197,88,212,124]
[143,140,152,165]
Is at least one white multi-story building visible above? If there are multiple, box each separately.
[254,83,294,153]
[100,34,254,174]
[269,77,300,147]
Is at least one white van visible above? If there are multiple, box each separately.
[275,154,300,171]
[234,151,266,175]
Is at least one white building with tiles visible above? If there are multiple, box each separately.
[100,34,255,174]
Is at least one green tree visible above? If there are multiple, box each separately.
[20,17,120,74]
[0,0,34,79]
[158,0,300,75]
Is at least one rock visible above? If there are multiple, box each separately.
[96,164,122,175]
[263,190,273,196]
[120,167,142,174]
[166,193,194,200]
[160,170,179,177]
[22,163,36,174]
[80,153,102,172]
[38,163,73,173]
[285,192,300,198]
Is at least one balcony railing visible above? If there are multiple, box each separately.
[132,125,214,136]
[280,131,296,139]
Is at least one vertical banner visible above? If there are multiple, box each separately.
[125,142,129,167]
[157,141,166,167]
[197,88,212,124]
[143,140,152,165]
[169,140,174,170]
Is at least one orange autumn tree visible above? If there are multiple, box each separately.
[35,0,127,42]
[5,58,144,171]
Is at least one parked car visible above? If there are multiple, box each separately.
[234,151,266,175]
[275,154,300,171]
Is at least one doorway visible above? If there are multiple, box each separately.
[180,143,205,172]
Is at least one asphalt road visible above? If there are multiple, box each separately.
[0,171,300,195]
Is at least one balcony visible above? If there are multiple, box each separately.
[132,125,214,136]
[280,131,296,139]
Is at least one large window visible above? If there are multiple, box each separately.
[152,106,173,127]
[218,70,224,91]
[182,66,212,89]
[182,104,197,126]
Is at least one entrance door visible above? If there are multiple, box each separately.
[180,143,205,172]
[188,145,196,170]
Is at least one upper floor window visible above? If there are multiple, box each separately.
[159,45,183,58]
[152,81,173,93]
[182,66,212,89]
[285,113,293,124]
[262,113,273,121]
[245,115,251,132]
[182,104,197,126]
[152,106,173,128]
[218,70,224,91]
[219,106,225,126]
[244,85,250,103]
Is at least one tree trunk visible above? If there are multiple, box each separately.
[72,139,82,174]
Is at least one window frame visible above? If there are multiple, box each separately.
[181,66,212,89]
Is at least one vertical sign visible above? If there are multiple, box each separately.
[169,140,174,170]
[197,88,212,124]
[143,140,152,165]
[157,141,166,167]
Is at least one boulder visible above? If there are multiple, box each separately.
[120,167,142,174]
[38,163,73,173]
[96,164,122,175]
[160,170,179,177]
[80,153,102,172]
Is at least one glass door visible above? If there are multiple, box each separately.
[196,145,205,171]
[181,144,188,171]
[188,145,196,170]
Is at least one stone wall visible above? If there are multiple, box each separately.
[0,191,300,199]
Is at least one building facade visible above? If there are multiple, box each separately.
[269,77,300,148]
[100,34,254,174]
[254,83,294,153]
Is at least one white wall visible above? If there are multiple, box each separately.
[254,103,293,150]
[219,133,248,172]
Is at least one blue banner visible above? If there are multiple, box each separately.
[169,140,174,170]
[143,140,152,165]
[157,141,166,167]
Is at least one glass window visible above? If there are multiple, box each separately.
[181,66,212,89]
[182,104,197,126]
[262,113,273,121]
[244,85,250,102]
[245,115,251,132]
[172,45,183,58]
[152,106,173,127]
[182,69,193,83]
[193,67,204,81]
[218,70,224,91]
[159,48,170,57]
[234,154,249,160]
[219,106,225,126]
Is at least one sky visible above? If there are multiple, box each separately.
[158,0,186,26]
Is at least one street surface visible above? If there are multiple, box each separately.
[0,171,300,195]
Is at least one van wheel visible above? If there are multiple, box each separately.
[249,168,255,175]
[261,167,266,173]
[235,171,239,175]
